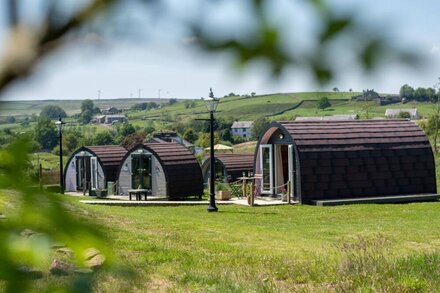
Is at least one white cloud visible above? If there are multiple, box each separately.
[431,45,440,54]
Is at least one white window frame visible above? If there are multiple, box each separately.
[260,144,273,194]
[90,157,98,190]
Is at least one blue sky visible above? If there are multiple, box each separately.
[0,0,439,100]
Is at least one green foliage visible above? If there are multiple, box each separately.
[184,100,196,109]
[130,102,158,111]
[317,96,331,110]
[120,132,146,150]
[183,128,198,143]
[168,98,178,106]
[197,132,220,148]
[79,109,93,124]
[400,84,439,102]
[215,182,231,191]
[34,117,58,150]
[397,111,411,119]
[220,129,233,142]
[80,99,94,113]
[117,123,136,137]
[93,131,115,145]
[40,105,67,119]
[0,138,110,292]
[79,100,99,124]
[251,117,269,140]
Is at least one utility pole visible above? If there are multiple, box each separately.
[98,90,101,100]
[138,88,142,99]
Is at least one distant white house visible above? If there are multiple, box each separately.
[385,108,420,120]
[295,114,358,121]
[231,121,253,140]
[94,114,128,124]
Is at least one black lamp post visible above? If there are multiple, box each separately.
[206,96,219,212]
[55,116,65,194]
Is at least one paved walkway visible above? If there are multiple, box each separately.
[66,192,292,207]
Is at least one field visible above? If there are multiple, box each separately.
[0,98,165,117]
[2,193,440,292]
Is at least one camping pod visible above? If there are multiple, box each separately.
[254,119,436,204]
[116,143,203,199]
[201,154,254,183]
[64,145,127,192]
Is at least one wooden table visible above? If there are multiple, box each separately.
[128,189,150,201]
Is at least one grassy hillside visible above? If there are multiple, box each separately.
[126,91,438,124]
[3,92,438,123]
[128,92,361,121]
[0,98,165,117]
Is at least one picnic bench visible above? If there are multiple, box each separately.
[128,189,151,201]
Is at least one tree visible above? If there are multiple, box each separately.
[414,87,429,102]
[40,105,67,119]
[118,123,136,137]
[168,98,178,105]
[251,117,270,140]
[209,88,215,99]
[34,117,58,150]
[80,109,93,124]
[81,99,94,113]
[93,131,115,145]
[317,97,331,110]
[399,84,414,101]
[251,92,256,97]
[333,87,339,92]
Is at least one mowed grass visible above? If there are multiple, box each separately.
[4,192,440,292]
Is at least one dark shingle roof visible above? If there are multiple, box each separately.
[268,119,436,203]
[142,143,203,199]
[85,145,128,182]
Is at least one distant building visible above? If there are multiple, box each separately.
[295,115,358,121]
[93,114,128,124]
[385,108,420,120]
[101,107,120,115]
[148,132,194,151]
[230,121,253,140]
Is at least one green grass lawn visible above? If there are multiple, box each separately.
[2,192,440,292]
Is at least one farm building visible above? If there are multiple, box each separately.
[254,119,436,204]
[201,154,254,183]
[231,121,254,140]
[64,145,128,192]
[116,143,203,199]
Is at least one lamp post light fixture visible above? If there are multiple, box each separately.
[55,116,65,194]
[205,93,220,212]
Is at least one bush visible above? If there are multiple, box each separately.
[317,96,331,110]
[397,111,411,119]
